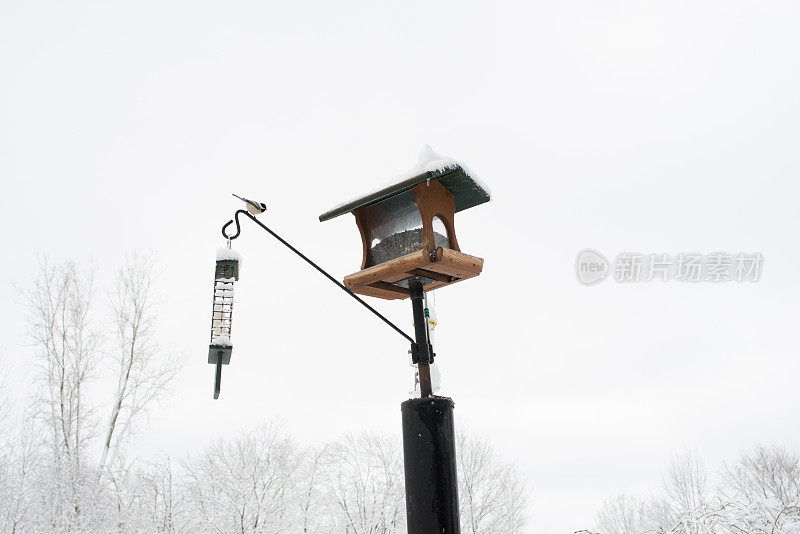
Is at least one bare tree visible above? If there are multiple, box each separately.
[721,445,800,507]
[99,254,179,471]
[97,453,184,533]
[296,446,331,533]
[319,432,405,534]
[183,423,298,533]
[718,445,800,532]
[17,255,180,530]
[24,258,100,464]
[594,494,652,534]
[457,432,528,534]
[137,455,183,533]
[0,416,42,534]
[22,258,102,529]
[663,449,707,519]
[591,446,800,534]
[0,344,9,431]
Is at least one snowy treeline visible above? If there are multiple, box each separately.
[0,258,527,533]
[591,446,800,534]
[0,422,526,533]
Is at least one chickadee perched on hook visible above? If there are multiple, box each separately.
[232,194,267,215]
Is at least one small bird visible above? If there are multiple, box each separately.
[232,193,267,215]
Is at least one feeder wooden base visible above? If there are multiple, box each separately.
[343,247,484,300]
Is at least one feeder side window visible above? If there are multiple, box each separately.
[363,190,423,266]
[432,216,450,249]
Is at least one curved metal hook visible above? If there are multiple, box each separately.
[221,209,249,240]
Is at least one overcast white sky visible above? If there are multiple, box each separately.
[2,1,800,531]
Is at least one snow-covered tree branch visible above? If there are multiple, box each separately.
[319,432,405,534]
[100,254,180,471]
[592,446,800,534]
[182,423,298,533]
[24,258,100,466]
[457,431,528,534]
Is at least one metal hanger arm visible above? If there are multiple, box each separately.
[222,209,415,345]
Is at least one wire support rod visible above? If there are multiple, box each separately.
[222,209,415,345]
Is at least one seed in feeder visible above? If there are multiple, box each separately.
[369,228,449,265]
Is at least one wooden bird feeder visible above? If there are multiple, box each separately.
[319,164,490,300]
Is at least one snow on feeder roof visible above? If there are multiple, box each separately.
[319,146,490,301]
[319,145,490,222]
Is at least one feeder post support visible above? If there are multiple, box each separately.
[408,278,433,398]
[401,395,461,534]
[405,278,461,533]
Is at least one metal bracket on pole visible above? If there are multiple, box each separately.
[408,278,434,398]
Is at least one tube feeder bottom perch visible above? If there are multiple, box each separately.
[208,345,231,365]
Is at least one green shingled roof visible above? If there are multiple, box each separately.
[318,165,490,222]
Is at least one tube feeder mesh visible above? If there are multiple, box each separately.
[208,258,239,365]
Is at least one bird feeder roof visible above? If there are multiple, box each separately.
[319,164,490,222]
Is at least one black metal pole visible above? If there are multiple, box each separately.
[408,279,433,398]
[403,278,460,534]
[401,396,461,534]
